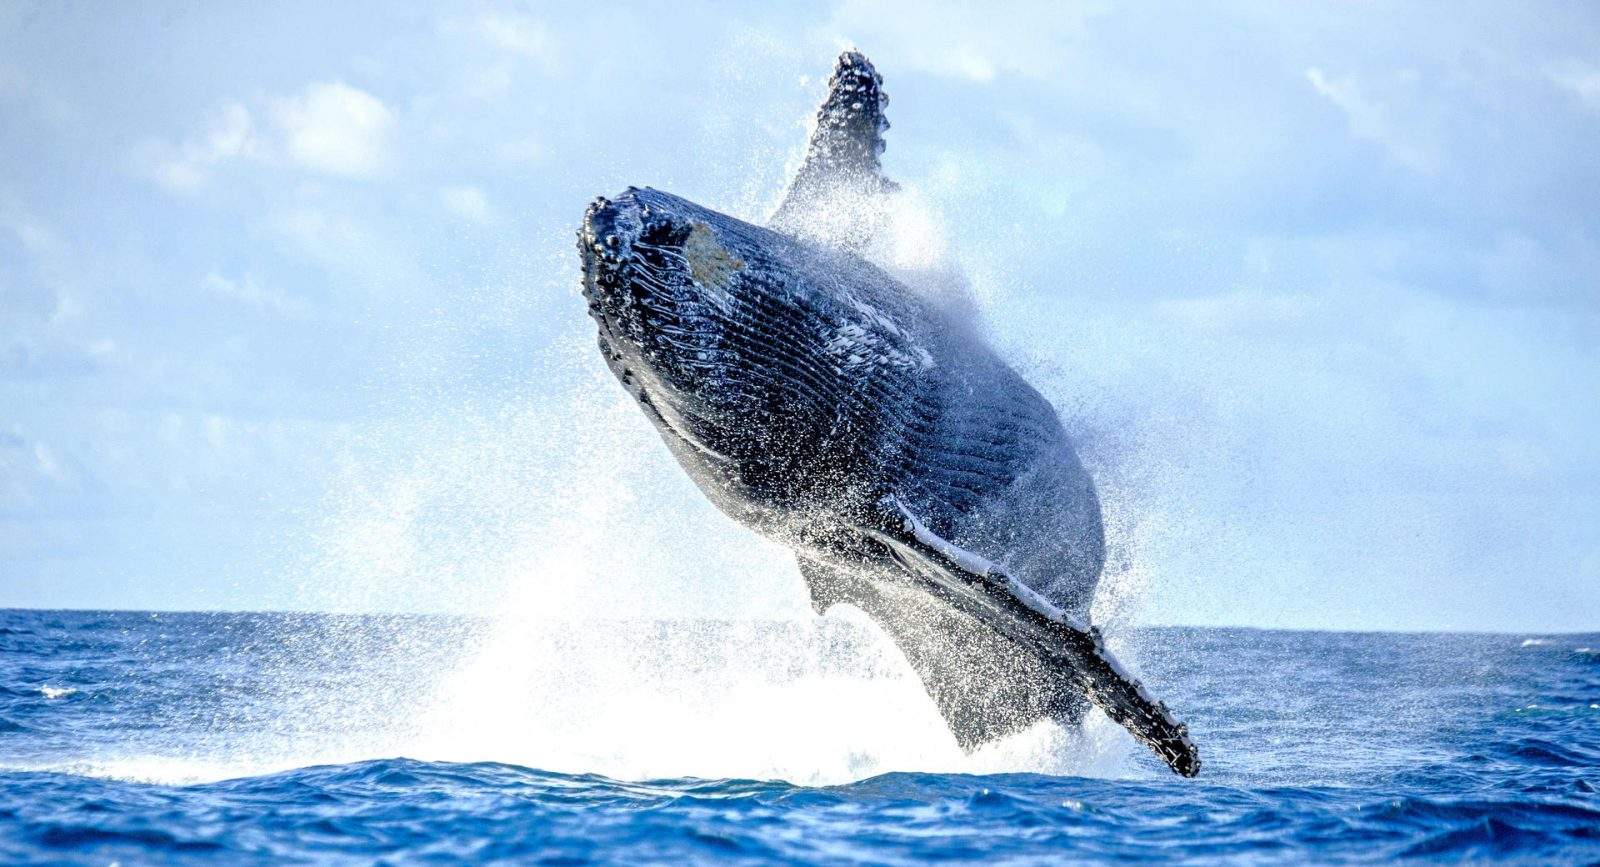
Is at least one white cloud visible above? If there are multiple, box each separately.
[445,11,563,98]
[272,82,395,177]
[473,12,552,59]
[149,83,393,189]
[1547,60,1600,109]
[826,0,1106,83]
[1306,67,1437,173]
[463,62,517,101]
[946,46,997,83]
[33,442,64,481]
[1,199,67,260]
[439,185,492,223]
[150,102,259,192]
[51,292,84,324]
[7,0,1597,626]
[275,207,370,269]
[270,206,419,293]
[201,272,312,318]
[495,133,542,165]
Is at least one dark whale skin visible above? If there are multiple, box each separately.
[574,52,1199,777]
[579,188,1104,617]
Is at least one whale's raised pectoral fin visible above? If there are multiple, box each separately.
[769,50,898,250]
[861,496,1202,778]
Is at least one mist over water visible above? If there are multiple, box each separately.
[7,610,1596,862]
[191,154,1170,788]
[10,219,1584,853]
[6,7,1598,862]
[6,45,1343,791]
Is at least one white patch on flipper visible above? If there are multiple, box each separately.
[885,495,1086,631]
[885,496,1198,773]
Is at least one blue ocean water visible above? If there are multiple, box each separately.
[1,609,1596,864]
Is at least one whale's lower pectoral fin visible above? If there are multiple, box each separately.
[797,555,859,616]
[862,496,1202,778]
[799,555,1086,748]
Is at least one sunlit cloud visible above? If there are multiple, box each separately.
[472,11,553,59]
[442,10,564,99]
[1305,67,1438,174]
[826,0,1104,83]
[272,82,396,178]
[1547,59,1600,110]
[2,2,1596,628]
[439,185,493,223]
[200,272,313,319]
[149,102,259,192]
[148,82,394,190]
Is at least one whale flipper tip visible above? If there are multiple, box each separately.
[770,50,898,248]
[866,498,1202,778]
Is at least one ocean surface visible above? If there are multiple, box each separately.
[0,609,1596,864]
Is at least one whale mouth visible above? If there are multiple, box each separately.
[578,192,736,466]
[577,190,702,381]
[578,191,709,342]
[578,194,642,325]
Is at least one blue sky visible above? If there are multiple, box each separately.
[2,2,1596,631]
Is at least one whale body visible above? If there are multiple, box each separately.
[577,52,1199,776]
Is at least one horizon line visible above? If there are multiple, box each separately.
[1,606,1594,637]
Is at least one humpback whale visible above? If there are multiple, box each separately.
[577,51,1199,777]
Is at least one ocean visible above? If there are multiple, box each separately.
[0,609,1595,864]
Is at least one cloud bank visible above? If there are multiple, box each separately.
[0,2,1595,631]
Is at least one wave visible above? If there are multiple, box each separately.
[4,759,1598,863]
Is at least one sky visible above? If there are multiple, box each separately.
[1,1,1596,631]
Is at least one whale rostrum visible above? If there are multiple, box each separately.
[577,51,1200,777]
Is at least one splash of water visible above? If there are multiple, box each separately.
[88,96,1166,787]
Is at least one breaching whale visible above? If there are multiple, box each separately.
[577,51,1199,777]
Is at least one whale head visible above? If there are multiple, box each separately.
[580,188,830,505]
[577,186,922,515]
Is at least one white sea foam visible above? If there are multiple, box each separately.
[26,757,285,786]
[393,608,1141,786]
[189,105,1161,788]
